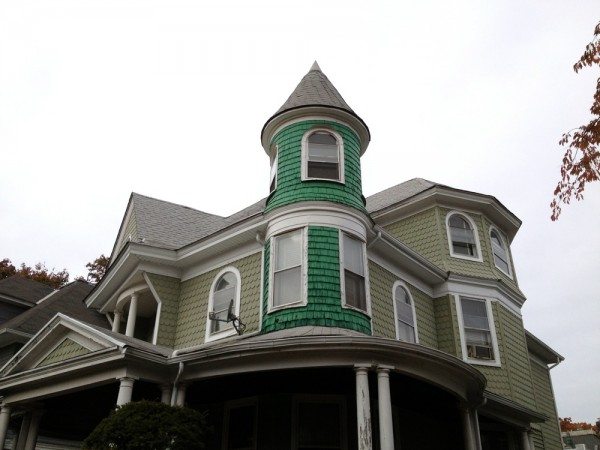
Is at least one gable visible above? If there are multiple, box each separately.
[36,337,91,368]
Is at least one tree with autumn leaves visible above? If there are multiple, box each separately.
[0,254,109,289]
[551,21,600,220]
[560,417,600,436]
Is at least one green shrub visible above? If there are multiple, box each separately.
[83,401,209,450]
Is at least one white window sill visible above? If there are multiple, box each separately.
[464,357,501,368]
[268,300,308,314]
[205,327,238,343]
[449,252,483,263]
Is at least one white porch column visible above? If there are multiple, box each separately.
[160,385,172,404]
[471,408,482,450]
[460,405,477,450]
[376,367,394,450]
[354,365,372,450]
[116,377,135,406]
[112,310,122,333]
[125,294,138,337]
[0,405,11,450]
[521,430,532,450]
[15,413,31,450]
[175,383,187,407]
[23,411,42,450]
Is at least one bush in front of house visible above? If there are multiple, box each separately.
[83,400,209,450]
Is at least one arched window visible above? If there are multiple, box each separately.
[490,228,511,276]
[206,268,241,341]
[302,129,344,182]
[393,283,417,343]
[447,212,481,260]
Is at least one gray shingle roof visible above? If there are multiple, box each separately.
[0,276,55,304]
[0,281,108,336]
[129,193,266,250]
[365,178,436,213]
[274,61,355,116]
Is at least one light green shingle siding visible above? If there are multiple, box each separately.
[146,274,181,348]
[434,295,462,357]
[530,360,563,450]
[173,252,262,349]
[369,261,438,348]
[261,227,371,334]
[384,208,445,268]
[37,338,90,367]
[266,120,365,213]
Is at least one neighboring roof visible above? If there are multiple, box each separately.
[366,178,435,213]
[0,281,108,337]
[0,276,55,305]
[82,321,173,357]
[125,193,267,251]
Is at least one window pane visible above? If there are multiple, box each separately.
[275,230,302,271]
[345,270,366,311]
[270,157,277,192]
[343,234,364,276]
[491,231,510,273]
[308,131,337,146]
[449,215,478,257]
[466,329,492,346]
[461,298,490,330]
[308,142,339,162]
[216,272,236,291]
[394,286,411,305]
[397,321,415,343]
[307,161,339,180]
[298,402,341,448]
[227,404,256,450]
[274,266,302,306]
[396,299,414,326]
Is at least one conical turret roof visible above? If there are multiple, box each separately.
[274,61,355,115]
[261,62,370,155]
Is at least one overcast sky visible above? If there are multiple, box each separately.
[1,0,598,422]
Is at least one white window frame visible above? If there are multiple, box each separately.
[222,397,258,450]
[268,228,308,313]
[339,231,371,316]
[454,295,501,367]
[269,146,278,193]
[205,267,242,343]
[291,394,347,450]
[301,128,345,184]
[392,281,419,344]
[445,210,483,262]
[489,226,513,279]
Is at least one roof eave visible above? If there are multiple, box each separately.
[525,330,564,364]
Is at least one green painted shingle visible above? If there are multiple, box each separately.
[37,338,90,367]
[146,274,181,348]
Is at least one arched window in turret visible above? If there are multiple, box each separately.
[490,227,511,277]
[206,268,241,342]
[446,212,482,261]
[302,129,344,183]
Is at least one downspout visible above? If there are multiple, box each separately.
[170,361,184,406]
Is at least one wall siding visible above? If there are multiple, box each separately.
[146,274,181,348]
[262,227,371,334]
[369,261,438,348]
[530,360,563,450]
[383,208,445,268]
[265,120,365,213]
[173,252,262,349]
[37,338,90,367]
[434,295,461,357]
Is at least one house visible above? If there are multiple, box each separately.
[0,62,564,450]
[0,276,54,325]
[562,430,600,450]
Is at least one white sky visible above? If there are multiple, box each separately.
[1,0,598,423]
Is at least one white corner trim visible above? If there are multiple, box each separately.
[454,294,501,367]
[258,248,265,332]
[339,231,372,317]
[142,273,163,346]
[300,127,345,184]
[445,210,484,262]
[205,266,242,343]
[392,280,419,344]
[488,225,514,279]
[267,228,308,314]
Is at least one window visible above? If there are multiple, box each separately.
[293,396,346,450]
[271,229,305,309]
[206,268,240,341]
[447,212,481,260]
[458,297,497,362]
[341,232,367,312]
[393,283,417,343]
[269,149,278,193]
[302,130,344,182]
[490,228,511,276]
